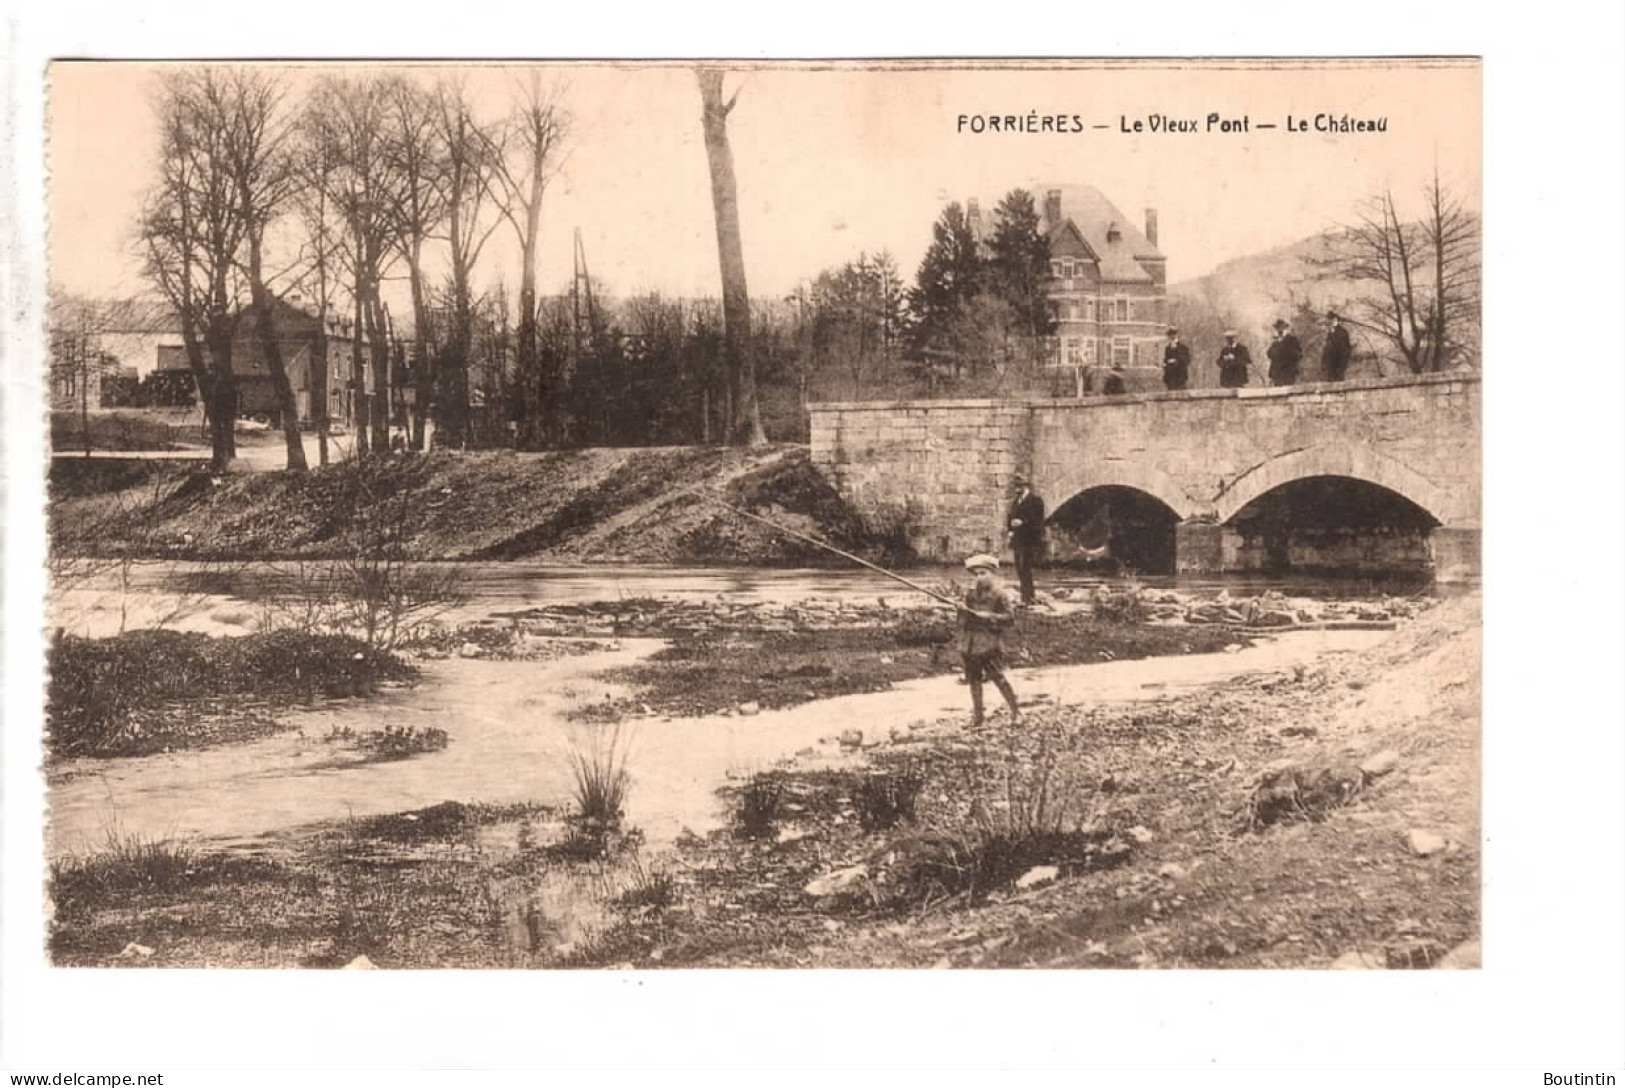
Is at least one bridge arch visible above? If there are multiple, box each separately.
[1041,461,1201,522]
[1213,444,1458,527]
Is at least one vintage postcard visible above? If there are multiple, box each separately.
[37,58,1481,974]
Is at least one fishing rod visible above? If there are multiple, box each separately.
[680,486,976,615]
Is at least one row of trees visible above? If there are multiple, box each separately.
[138,67,582,472]
[122,62,1475,472]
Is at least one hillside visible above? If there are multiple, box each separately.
[49,446,891,566]
[1168,226,1477,383]
[1171,233,1348,324]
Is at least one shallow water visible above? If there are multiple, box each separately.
[47,626,1385,859]
[52,557,1441,640]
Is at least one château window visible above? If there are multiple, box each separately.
[1113,337,1131,367]
[1115,297,1130,322]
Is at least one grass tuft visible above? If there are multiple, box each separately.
[566,724,633,830]
[854,762,926,831]
[734,775,784,839]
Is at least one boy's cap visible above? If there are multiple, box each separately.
[964,553,1000,572]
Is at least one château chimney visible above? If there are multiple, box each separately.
[1045,189,1063,230]
[966,197,981,236]
[1145,207,1159,247]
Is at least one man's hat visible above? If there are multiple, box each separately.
[1327,310,1341,320]
[1012,472,1029,485]
[1273,319,1290,330]
[1223,328,1239,338]
[1165,325,1179,335]
[964,553,1000,573]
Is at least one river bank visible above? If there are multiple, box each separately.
[46,587,1476,969]
[49,445,886,566]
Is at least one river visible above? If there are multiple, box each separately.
[53,558,1448,639]
[46,560,1419,859]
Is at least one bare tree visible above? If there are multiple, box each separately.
[430,80,505,449]
[1422,171,1482,371]
[1311,174,1480,373]
[305,75,400,458]
[140,69,313,473]
[378,76,449,451]
[696,68,767,446]
[218,69,308,472]
[487,74,571,451]
[292,102,345,465]
[139,70,249,472]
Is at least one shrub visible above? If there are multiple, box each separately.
[734,775,784,839]
[325,723,449,761]
[48,820,235,921]
[855,763,926,831]
[615,857,678,912]
[47,629,413,757]
[1092,588,1149,624]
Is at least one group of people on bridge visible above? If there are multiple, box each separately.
[1160,311,1353,392]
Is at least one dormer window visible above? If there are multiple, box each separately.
[1106,222,1122,244]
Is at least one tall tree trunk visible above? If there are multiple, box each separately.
[697,69,767,447]
[515,154,545,450]
[78,336,91,457]
[204,315,239,472]
[313,321,330,466]
[368,286,390,454]
[408,253,433,451]
[436,197,471,449]
[351,275,370,458]
[247,231,308,473]
[516,290,540,449]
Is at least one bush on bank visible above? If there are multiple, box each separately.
[48,629,414,758]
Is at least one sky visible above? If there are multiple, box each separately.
[47,59,1481,314]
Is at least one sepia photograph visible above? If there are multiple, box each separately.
[34,57,1489,974]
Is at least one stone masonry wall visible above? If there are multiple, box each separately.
[809,373,1481,568]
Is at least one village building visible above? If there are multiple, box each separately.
[153,296,364,427]
[1040,184,1168,373]
[49,298,177,412]
[969,184,1168,382]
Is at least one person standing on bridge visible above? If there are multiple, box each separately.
[1006,473,1046,606]
[1162,326,1191,391]
[960,553,1021,727]
[1217,329,1252,388]
[1266,318,1302,386]
[1322,310,1352,382]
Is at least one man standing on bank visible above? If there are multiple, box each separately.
[1006,472,1046,606]
[1266,318,1302,386]
[960,553,1021,727]
[1322,310,1352,382]
[1162,325,1191,391]
[1217,329,1252,388]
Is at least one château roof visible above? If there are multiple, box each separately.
[1037,183,1164,285]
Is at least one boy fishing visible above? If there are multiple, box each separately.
[960,553,1021,727]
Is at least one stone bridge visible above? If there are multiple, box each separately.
[808,372,1481,581]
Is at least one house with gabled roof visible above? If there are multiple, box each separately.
[968,184,1168,380]
[153,294,365,427]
